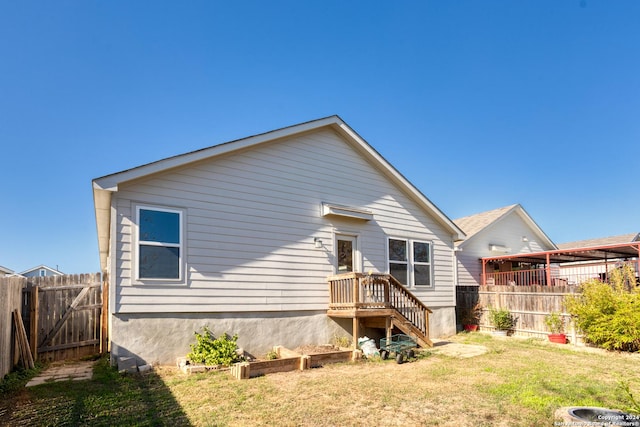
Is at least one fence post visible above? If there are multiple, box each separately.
[30,286,38,361]
[101,272,109,353]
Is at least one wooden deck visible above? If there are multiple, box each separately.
[327,273,432,348]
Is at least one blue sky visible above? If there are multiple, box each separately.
[1,1,639,274]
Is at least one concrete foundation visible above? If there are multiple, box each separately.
[110,306,456,366]
[110,311,352,366]
[429,306,457,338]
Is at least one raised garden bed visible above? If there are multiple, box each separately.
[176,357,231,374]
[231,345,362,380]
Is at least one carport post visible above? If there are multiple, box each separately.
[481,259,487,286]
[636,244,640,280]
[546,253,551,286]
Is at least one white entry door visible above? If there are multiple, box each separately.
[336,235,359,273]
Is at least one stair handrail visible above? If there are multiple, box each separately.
[386,274,432,337]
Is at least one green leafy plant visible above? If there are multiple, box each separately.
[565,265,640,352]
[332,334,351,349]
[265,350,278,360]
[544,312,565,334]
[187,326,241,366]
[488,307,514,330]
[619,380,640,415]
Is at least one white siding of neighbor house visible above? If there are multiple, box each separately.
[110,128,457,313]
[456,212,551,286]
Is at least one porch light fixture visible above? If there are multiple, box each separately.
[522,236,529,242]
[314,237,323,248]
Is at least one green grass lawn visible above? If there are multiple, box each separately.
[2,334,640,426]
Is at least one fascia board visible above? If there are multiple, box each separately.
[93,186,112,272]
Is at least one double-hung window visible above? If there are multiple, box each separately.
[388,238,433,287]
[412,241,432,287]
[136,206,183,280]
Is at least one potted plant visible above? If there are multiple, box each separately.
[544,312,567,344]
[488,307,513,336]
[460,303,483,332]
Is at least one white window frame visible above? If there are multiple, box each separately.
[411,240,433,287]
[387,237,434,288]
[135,204,184,282]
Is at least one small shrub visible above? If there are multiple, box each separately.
[265,350,278,360]
[544,312,565,334]
[565,268,640,352]
[187,326,241,366]
[0,364,42,395]
[488,307,514,330]
[332,334,351,348]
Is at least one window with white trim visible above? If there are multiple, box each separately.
[136,206,183,280]
[388,238,433,287]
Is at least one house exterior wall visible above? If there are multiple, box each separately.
[456,213,550,286]
[21,267,61,278]
[107,128,458,363]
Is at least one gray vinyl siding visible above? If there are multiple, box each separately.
[112,128,456,313]
[456,212,551,286]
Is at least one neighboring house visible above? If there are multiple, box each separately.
[0,265,14,277]
[18,265,64,278]
[453,204,557,286]
[92,115,465,365]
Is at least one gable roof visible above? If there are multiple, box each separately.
[18,264,64,276]
[557,233,640,250]
[93,115,465,271]
[0,265,13,275]
[453,204,556,250]
[454,204,517,240]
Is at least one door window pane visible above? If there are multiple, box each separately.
[337,239,354,272]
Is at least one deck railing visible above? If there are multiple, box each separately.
[327,272,430,337]
[485,268,548,286]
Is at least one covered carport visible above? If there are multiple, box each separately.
[481,243,640,286]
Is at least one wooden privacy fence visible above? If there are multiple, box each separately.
[0,273,107,369]
[0,278,25,378]
[456,285,579,339]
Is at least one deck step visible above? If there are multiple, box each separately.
[391,313,432,348]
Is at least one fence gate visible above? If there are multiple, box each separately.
[22,273,104,362]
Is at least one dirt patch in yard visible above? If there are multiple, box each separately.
[293,344,341,354]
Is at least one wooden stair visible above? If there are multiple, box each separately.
[328,272,434,348]
[390,310,432,348]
